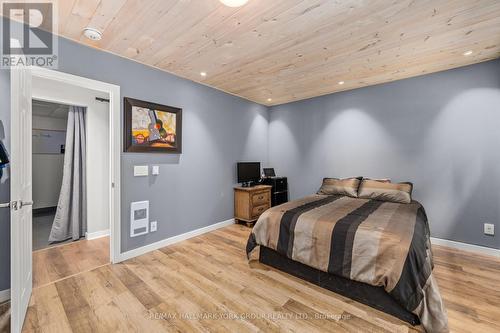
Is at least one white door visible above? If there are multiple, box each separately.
[10,62,33,332]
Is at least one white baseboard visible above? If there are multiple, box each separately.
[431,237,500,257]
[116,218,235,262]
[0,289,10,303]
[85,229,110,240]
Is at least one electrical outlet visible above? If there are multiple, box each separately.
[150,221,157,232]
[484,223,495,236]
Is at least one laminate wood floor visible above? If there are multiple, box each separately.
[0,301,10,333]
[33,236,109,289]
[21,224,500,332]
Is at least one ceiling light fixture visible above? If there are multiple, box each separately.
[338,81,345,85]
[200,72,207,77]
[219,0,249,8]
[463,50,473,56]
[267,98,272,102]
[83,27,102,41]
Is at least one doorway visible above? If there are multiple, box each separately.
[30,84,111,287]
[32,97,110,252]
[10,67,121,332]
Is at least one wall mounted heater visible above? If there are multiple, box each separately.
[130,200,149,237]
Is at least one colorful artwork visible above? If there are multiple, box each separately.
[124,98,182,153]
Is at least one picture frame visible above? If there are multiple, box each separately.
[124,97,182,153]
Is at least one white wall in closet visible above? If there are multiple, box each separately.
[32,112,67,209]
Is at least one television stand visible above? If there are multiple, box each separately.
[261,177,288,206]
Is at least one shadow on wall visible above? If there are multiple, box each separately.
[269,83,500,248]
[321,108,398,177]
[268,116,301,195]
[270,107,402,198]
[0,119,10,292]
[0,120,7,183]
[0,119,9,190]
[241,106,269,162]
[419,88,500,244]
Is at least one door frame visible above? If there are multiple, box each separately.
[23,67,121,263]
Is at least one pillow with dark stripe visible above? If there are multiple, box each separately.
[358,179,413,204]
[317,177,362,198]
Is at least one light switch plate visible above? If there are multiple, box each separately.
[150,221,157,232]
[484,223,495,236]
[152,165,160,175]
[134,165,148,177]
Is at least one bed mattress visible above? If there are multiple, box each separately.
[246,194,448,332]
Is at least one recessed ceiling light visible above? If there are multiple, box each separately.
[267,98,272,102]
[338,81,345,85]
[219,0,249,7]
[200,72,207,77]
[463,50,473,56]
[83,27,102,41]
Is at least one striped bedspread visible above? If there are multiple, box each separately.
[246,194,448,333]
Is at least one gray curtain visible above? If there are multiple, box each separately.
[49,106,87,242]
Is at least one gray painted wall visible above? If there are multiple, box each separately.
[0,66,10,291]
[0,19,269,290]
[269,59,500,249]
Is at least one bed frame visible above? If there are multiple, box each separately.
[259,246,420,326]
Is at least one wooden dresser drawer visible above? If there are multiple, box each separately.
[251,204,269,218]
[234,185,272,226]
[252,191,269,206]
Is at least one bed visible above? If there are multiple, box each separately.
[246,193,449,333]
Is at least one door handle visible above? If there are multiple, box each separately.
[20,200,33,208]
[0,201,19,210]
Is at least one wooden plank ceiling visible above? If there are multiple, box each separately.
[54,0,500,105]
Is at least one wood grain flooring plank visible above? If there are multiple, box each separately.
[54,275,100,333]
[21,224,500,333]
[33,237,110,289]
[108,263,163,310]
[31,284,74,333]
[128,251,257,333]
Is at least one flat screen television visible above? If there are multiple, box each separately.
[237,162,261,185]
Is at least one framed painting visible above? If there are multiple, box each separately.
[124,97,182,153]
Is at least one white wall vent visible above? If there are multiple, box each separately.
[130,200,149,237]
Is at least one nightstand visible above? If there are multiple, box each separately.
[234,185,272,227]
